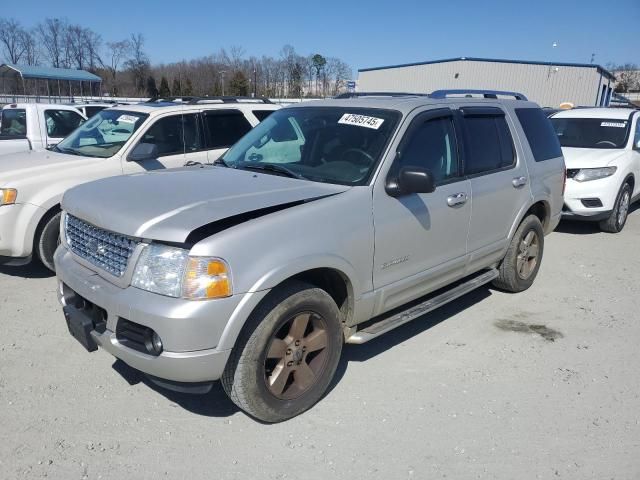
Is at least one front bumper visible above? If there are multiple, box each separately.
[54,246,245,383]
[0,203,44,258]
[562,175,619,219]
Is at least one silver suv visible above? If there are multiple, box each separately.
[55,90,565,422]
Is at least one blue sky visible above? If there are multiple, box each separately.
[4,0,639,75]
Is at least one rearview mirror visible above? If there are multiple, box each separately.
[128,143,158,162]
[386,166,436,197]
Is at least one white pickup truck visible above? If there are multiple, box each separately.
[0,103,87,155]
[0,97,280,270]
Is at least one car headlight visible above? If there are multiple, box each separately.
[131,244,232,299]
[0,188,17,206]
[573,167,617,182]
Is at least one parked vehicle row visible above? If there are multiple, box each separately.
[1,90,638,423]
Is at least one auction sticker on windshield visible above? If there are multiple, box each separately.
[117,115,139,124]
[601,121,627,128]
[338,113,384,130]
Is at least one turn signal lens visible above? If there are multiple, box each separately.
[183,258,232,299]
[0,188,17,205]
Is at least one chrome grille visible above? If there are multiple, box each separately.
[65,214,138,277]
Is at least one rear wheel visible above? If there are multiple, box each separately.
[599,182,631,233]
[492,214,544,293]
[221,281,343,423]
[36,211,61,272]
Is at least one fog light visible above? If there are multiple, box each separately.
[145,330,163,355]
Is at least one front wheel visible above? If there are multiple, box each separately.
[222,281,343,422]
[36,211,62,272]
[492,214,544,293]
[599,182,631,233]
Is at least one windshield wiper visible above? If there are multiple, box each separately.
[56,146,82,156]
[213,157,230,167]
[239,163,307,180]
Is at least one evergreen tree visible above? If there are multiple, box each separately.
[171,78,182,96]
[229,71,249,96]
[158,76,171,97]
[146,76,159,98]
[183,78,194,96]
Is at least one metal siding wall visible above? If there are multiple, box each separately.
[358,60,602,107]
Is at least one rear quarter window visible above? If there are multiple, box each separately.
[515,108,562,161]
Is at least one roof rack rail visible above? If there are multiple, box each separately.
[430,89,528,100]
[146,95,273,104]
[334,91,430,99]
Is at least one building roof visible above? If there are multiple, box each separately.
[358,56,616,80]
[0,64,101,82]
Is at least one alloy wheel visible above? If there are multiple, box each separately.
[516,230,539,279]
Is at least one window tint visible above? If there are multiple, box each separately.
[204,111,252,149]
[0,108,26,136]
[141,114,202,156]
[400,116,459,184]
[85,106,107,118]
[516,108,563,160]
[253,110,275,122]
[44,109,84,138]
[463,115,514,175]
[550,117,629,149]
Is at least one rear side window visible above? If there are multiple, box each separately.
[516,108,562,160]
[44,109,84,138]
[399,116,459,184]
[204,111,252,149]
[253,110,275,122]
[85,106,107,118]
[462,113,515,175]
[0,108,26,136]
[141,113,202,156]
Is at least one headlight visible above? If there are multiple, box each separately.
[131,244,231,299]
[573,167,617,182]
[0,188,17,205]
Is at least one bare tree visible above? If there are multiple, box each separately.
[20,29,39,66]
[103,39,131,94]
[0,18,27,63]
[124,33,149,94]
[37,18,67,67]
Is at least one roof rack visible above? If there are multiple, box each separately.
[334,92,430,99]
[430,89,528,100]
[147,96,273,104]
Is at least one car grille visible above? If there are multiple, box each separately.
[64,214,138,277]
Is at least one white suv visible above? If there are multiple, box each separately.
[551,107,640,232]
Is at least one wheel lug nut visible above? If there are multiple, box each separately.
[286,349,292,355]
[295,340,300,346]
[302,346,306,351]
[287,361,293,367]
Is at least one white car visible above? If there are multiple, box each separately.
[551,107,640,232]
[0,97,280,270]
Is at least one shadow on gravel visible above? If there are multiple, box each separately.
[110,287,494,420]
[0,262,54,279]
[111,360,239,417]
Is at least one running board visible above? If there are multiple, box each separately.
[346,269,498,344]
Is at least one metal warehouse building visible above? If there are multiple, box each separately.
[357,57,615,108]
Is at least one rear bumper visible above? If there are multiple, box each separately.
[54,246,243,383]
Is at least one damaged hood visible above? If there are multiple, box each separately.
[62,166,350,243]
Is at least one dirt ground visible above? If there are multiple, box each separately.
[1,209,639,480]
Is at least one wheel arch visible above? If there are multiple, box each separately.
[508,199,551,239]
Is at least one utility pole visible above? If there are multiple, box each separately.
[219,70,226,96]
[253,66,257,98]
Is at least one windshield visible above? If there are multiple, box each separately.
[221,107,401,186]
[56,109,148,158]
[0,109,27,136]
[551,117,630,149]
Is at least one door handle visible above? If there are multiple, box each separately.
[447,192,468,207]
[512,176,528,188]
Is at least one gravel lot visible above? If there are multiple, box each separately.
[1,209,639,480]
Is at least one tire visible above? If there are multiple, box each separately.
[36,211,62,272]
[492,214,545,293]
[599,182,632,233]
[221,281,343,423]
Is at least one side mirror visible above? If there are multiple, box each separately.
[386,166,436,197]
[128,143,158,162]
